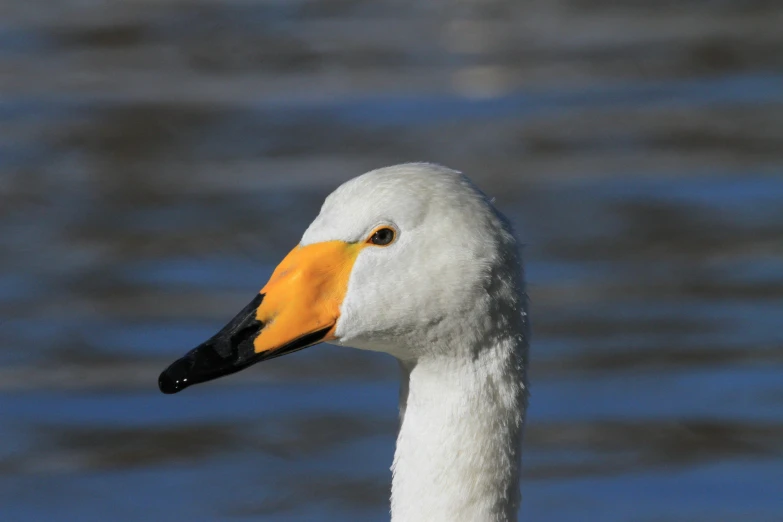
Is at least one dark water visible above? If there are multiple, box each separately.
[1,1,782,520]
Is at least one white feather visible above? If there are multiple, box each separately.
[303,163,529,522]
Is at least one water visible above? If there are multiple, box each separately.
[1,1,782,520]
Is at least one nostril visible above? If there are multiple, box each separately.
[231,322,262,348]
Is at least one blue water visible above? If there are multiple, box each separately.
[1,0,782,520]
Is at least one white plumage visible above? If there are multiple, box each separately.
[305,163,530,522]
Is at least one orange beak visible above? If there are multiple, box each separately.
[158,241,363,394]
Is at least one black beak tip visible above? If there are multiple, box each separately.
[158,369,186,394]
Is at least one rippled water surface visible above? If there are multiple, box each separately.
[1,1,782,521]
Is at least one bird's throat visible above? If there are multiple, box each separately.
[390,336,528,522]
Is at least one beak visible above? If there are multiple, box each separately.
[158,240,362,394]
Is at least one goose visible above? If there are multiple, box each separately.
[159,163,530,522]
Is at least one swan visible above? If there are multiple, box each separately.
[159,163,530,522]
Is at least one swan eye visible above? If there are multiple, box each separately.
[368,227,395,246]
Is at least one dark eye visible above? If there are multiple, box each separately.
[368,227,395,246]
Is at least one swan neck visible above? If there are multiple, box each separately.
[391,334,527,522]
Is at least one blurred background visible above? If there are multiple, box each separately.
[1,0,782,521]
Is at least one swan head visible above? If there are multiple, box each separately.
[159,163,524,394]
